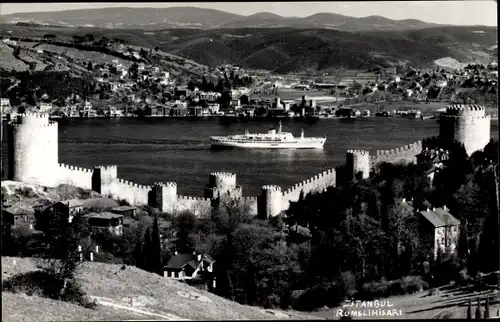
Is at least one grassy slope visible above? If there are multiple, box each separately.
[1,24,496,73]
[312,284,500,320]
[2,257,319,321]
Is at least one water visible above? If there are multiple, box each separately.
[2,118,498,196]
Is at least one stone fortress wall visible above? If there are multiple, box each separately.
[6,104,491,218]
[438,104,490,156]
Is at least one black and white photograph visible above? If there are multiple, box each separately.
[0,1,498,320]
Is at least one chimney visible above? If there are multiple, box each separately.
[89,252,94,262]
[443,205,448,212]
[192,251,196,255]
[174,251,178,255]
[95,245,99,253]
[77,245,82,252]
[197,254,202,262]
[426,207,430,212]
[275,97,281,108]
[402,198,406,203]
[432,207,435,212]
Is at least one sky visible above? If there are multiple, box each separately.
[0,1,497,26]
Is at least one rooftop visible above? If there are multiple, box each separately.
[3,203,35,215]
[111,206,137,212]
[85,212,123,220]
[59,199,83,208]
[419,207,460,228]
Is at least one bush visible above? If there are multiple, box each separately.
[359,276,427,300]
[15,187,36,198]
[399,276,428,294]
[2,271,96,309]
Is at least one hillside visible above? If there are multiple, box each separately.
[0,24,496,73]
[1,7,448,31]
[1,257,319,321]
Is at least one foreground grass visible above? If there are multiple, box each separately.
[2,257,319,321]
[312,283,500,320]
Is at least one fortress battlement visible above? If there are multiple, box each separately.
[347,149,370,155]
[440,114,490,120]
[10,120,58,128]
[153,181,177,188]
[446,104,486,113]
[178,195,211,202]
[372,140,423,166]
[210,172,236,179]
[262,185,282,192]
[243,196,258,201]
[94,165,118,171]
[59,163,93,173]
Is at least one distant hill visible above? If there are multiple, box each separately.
[0,24,496,73]
[0,6,450,31]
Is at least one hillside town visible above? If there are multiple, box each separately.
[0,34,498,121]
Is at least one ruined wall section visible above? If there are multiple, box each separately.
[281,169,336,211]
[371,141,423,167]
[58,163,93,190]
[8,113,59,187]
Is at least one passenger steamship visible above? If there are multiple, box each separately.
[210,121,326,149]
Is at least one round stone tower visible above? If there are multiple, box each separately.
[259,185,282,218]
[439,104,491,155]
[346,149,370,179]
[204,172,242,200]
[153,182,177,214]
[7,112,59,187]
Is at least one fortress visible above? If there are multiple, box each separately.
[5,104,490,218]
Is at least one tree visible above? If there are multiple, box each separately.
[151,216,162,275]
[87,61,93,71]
[173,211,198,253]
[457,221,469,267]
[142,227,153,272]
[35,212,91,292]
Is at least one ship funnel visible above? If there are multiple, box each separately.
[301,129,304,138]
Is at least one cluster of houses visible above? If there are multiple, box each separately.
[1,195,216,287]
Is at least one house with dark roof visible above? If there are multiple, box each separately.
[110,205,137,218]
[51,199,84,223]
[84,212,123,236]
[401,198,460,259]
[164,252,215,287]
[2,203,35,229]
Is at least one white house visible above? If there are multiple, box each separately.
[164,252,215,282]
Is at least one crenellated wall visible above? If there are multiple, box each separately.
[371,141,423,167]
[439,104,490,155]
[10,106,491,222]
[259,185,283,218]
[176,196,212,216]
[281,168,337,212]
[8,113,59,187]
[346,150,371,179]
[114,178,151,206]
[58,163,93,190]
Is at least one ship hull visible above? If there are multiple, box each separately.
[210,139,325,150]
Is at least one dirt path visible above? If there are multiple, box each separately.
[89,295,189,321]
